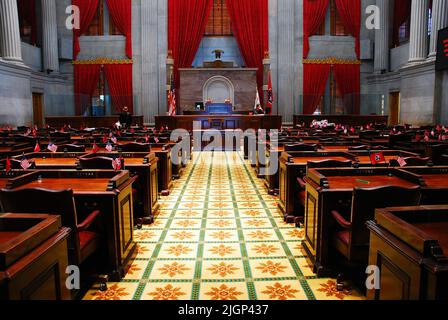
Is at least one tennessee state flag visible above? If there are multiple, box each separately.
[34,142,41,153]
[370,152,386,165]
[266,70,273,115]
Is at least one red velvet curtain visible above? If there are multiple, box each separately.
[333,64,360,115]
[226,0,269,91]
[302,64,331,115]
[393,0,411,47]
[303,0,329,59]
[168,0,213,94]
[334,0,361,59]
[74,64,101,115]
[73,0,100,60]
[105,0,132,59]
[17,0,37,45]
[104,64,134,114]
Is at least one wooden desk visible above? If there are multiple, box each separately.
[80,152,159,224]
[367,206,448,300]
[399,167,448,205]
[349,150,418,166]
[156,115,282,131]
[45,116,144,128]
[6,170,137,280]
[151,144,172,196]
[293,115,388,127]
[17,152,87,169]
[0,214,71,300]
[303,167,421,276]
[0,171,34,193]
[278,152,355,221]
[0,143,34,159]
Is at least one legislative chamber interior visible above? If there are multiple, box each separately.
[1,0,448,302]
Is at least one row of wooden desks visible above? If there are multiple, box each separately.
[367,205,448,300]
[301,167,448,277]
[1,169,137,281]
[276,150,419,220]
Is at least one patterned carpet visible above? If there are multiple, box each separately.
[84,151,364,300]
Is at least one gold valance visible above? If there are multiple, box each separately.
[303,57,361,65]
[72,58,133,65]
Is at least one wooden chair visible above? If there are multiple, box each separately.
[0,188,102,266]
[119,142,151,152]
[59,144,86,152]
[330,186,421,286]
[389,156,431,167]
[78,156,117,170]
[284,143,318,152]
[296,160,353,217]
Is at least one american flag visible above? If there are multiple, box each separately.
[111,136,118,144]
[20,156,32,170]
[106,143,113,152]
[168,73,177,116]
[397,157,407,167]
[47,143,58,153]
[112,158,122,171]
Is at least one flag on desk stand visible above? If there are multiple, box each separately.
[106,143,113,152]
[112,158,122,171]
[397,156,407,167]
[168,73,177,116]
[34,142,41,153]
[5,157,11,173]
[111,136,118,144]
[47,143,58,153]
[266,70,274,115]
[370,152,386,165]
[20,156,32,170]
[92,142,100,154]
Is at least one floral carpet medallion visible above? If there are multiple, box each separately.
[84,152,364,301]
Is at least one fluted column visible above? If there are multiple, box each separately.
[428,0,448,58]
[408,0,429,63]
[41,0,59,72]
[374,0,390,73]
[0,0,23,63]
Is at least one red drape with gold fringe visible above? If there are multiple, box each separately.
[72,0,100,60]
[168,0,213,98]
[303,0,329,59]
[105,0,133,59]
[74,64,101,115]
[104,64,134,114]
[332,63,360,114]
[303,63,331,115]
[334,0,361,59]
[226,0,269,92]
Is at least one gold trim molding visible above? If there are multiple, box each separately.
[72,58,133,65]
[303,57,361,65]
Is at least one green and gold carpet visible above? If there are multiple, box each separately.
[84,151,364,300]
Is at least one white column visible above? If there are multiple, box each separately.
[374,0,390,73]
[0,0,23,63]
[41,0,59,72]
[428,0,448,58]
[408,0,429,63]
